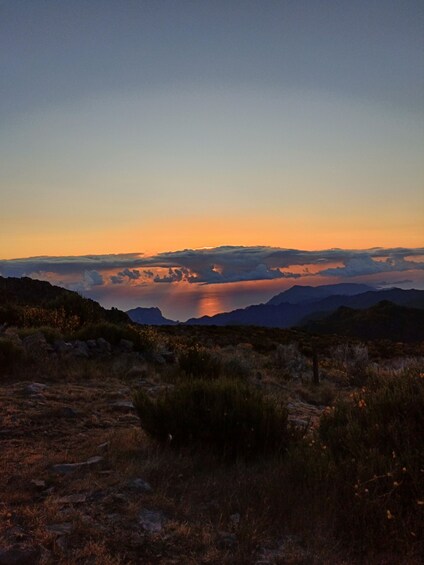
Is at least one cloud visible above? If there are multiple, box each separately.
[118,268,141,280]
[320,255,424,278]
[84,270,104,286]
[0,253,146,278]
[154,268,189,283]
[1,246,423,286]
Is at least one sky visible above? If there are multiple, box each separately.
[1,1,423,319]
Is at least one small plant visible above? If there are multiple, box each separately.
[133,378,289,459]
[178,345,222,379]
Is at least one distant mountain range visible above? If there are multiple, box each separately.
[184,284,424,328]
[126,306,178,326]
[267,283,375,305]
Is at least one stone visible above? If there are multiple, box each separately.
[96,337,111,353]
[46,523,73,536]
[97,442,110,452]
[57,494,87,504]
[152,353,166,365]
[217,531,237,549]
[110,400,134,411]
[119,338,134,352]
[60,407,78,419]
[86,339,97,349]
[53,340,73,354]
[229,513,240,527]
[138,509,164,533]
[23,383,47,396]
[22,332,47,349]
[51,456,103,474]
[30,479,46,489]
[129,478,153,493]
[72,340,89,358]
[160,350,176,364]
[126,366,148,379]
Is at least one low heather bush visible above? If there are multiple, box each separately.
[133,378,289,459]
[318,371,424,552]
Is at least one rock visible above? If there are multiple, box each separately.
[229,513,240,527]
[0,546,40,565]
[86,339,97,349]
[129,478,153,493]
[110,400,134,412]
[23,383,47,396]
[96,338,111,354]
[97,442,110,452]
[60,407,78,419]
[51,456,103,474]
[126,366,148,379]
[22,332,49,358]
[217,531,237,549]
[119,338,134,352]
[53,340,73,354]
[30,479,46,489]
[46,523,73,536]
[138,509,164,533]
[151,353,166,365]
[72,340,89,358]
[57,494,87,504]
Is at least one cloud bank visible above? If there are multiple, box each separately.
[0,246,423,290]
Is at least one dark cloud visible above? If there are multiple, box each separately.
[154,268,189,283]
[118,268,141,280]
[0,253,145,278]
[320,255,424,278]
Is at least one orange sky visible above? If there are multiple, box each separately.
[2,213,423,261]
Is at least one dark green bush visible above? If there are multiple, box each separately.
[133,379,289,459]
[178,345,222,378]
[72,321,136,345]
[19,326,63,343]
[221,354,253,379]
[318,372,424,551]
[71,322,158,354]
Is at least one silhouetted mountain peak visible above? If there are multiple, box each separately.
[127,306,177,326]
[267,283,375,305]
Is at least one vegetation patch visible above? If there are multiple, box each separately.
[133,378,289,459]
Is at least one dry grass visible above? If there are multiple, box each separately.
[0,335,422,564]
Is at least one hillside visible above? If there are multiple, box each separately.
[303,300,424,342]
[0,276,129,329]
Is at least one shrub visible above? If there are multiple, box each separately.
[318,372,424,551]
[71,322,159,355]
[19,326,63,343]
[221,353,253,379]
[178,346,222,379]
[133,379,289,459]
[273,342,308,378]
[332,343,369,385]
